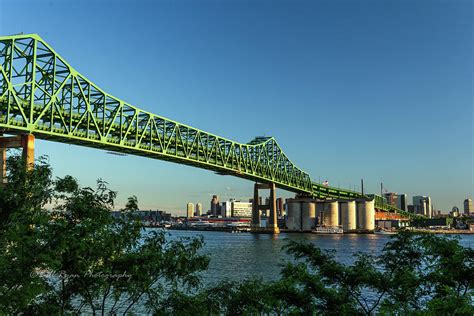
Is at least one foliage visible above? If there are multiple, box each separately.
[0,155,209,314]
[157,233,472,315]
[0,155,472,315]
[284,232,472,315]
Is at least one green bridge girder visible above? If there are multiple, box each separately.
[0,34,416,218]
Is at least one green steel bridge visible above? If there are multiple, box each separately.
[0,34,413,218]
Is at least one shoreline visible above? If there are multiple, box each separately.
[144,226,474,235]
[407,229,473,235]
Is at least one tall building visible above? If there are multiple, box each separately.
[420,200,428,217]
[276,197,284,217]
[195,203,202,217]
[221,200,232,218]
[210,195,220,216]
[397,194,407,212]
[384,193,398,207]
[413,196,432,218]
[464,198,473,215]
[384,192,407,211]
[186,203,194,219]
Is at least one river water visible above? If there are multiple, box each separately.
[162,230,474,284]
[92,229,473,314]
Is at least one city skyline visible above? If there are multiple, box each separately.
[0,0,472,213]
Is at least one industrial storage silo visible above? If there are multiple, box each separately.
[356,200,375,231]
[340,200,356,232]
[301,200,316,231]
[286,199,302,231]
[323,201,339,227]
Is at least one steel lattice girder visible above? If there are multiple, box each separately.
[0,34,415,217]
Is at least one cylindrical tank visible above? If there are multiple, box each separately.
[301,200,316,231]
[286,200,301,231]
[323,201,339,227]
[340,200,356,232]
[357,200,375,231]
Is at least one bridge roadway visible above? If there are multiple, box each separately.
[0,34,413,219]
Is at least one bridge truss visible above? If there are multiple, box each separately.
[0,34,414,217]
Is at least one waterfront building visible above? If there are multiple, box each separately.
[210,195,220,216]
[412,217,453,228]
[195,203,202,217]
[186,203,194,219]
[451,206,460,217]
[464,198,473,215]
[413,196,432,218]
[221,200,233,218]
[276,197,284,217]
[384,192,398,207]
[220,199,252,218]
[231,201,252,217]
[111,210,172,223]
[420,200,428,217]
[397,194,408,212]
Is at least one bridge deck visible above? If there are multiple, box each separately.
[0,34,419,218]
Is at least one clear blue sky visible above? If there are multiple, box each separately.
[1,0,472,214]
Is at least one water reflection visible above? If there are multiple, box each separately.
[158,230,473,284]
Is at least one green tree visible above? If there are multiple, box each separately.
[157,231,473,315]
[1,154,472,315]
[0,155,209,314]
[276,231,473,315]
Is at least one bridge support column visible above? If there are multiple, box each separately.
[0,136,6,185]
[251,182,280,234]
[0,134,35,183]
[268,182,279,233]
[21,134,35,170]
[251,183,261,229]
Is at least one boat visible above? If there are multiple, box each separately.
[226,222,250,228]
[312,226,344,234]
[374,228,397,235]
[190,221,216,228]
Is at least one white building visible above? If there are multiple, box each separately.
[195,203,202,217]
[221,201,232,218]
[413,196,432,218]
[451,206,460,217]
[186,202,194,219]
[231,201,253,218]
[220,200,252,218]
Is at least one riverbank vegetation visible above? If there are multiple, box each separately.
[0,156,209,314]
[0,156,472,314]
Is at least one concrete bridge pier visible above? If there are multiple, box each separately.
[251,182,280,234]
[0,134,35,183]
[251,184,261,229]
